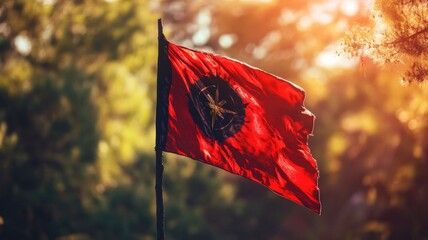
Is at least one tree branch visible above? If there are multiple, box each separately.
[386,26,428,46]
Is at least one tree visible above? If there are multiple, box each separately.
[0,0,158,239]
[342,0,428,84]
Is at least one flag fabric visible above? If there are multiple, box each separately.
[156,34,321,214]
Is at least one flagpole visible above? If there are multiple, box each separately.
[155,149,164,240]
[155,18,166,240]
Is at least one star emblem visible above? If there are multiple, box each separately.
[206,87,237,129]
[188,75,246,142]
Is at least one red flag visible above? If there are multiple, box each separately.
[156,36,321,214]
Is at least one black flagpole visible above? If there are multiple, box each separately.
[155,150,164,240]
[155,18,166,240]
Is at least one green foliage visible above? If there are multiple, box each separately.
[0,67,99,238]
[0,0,158,239]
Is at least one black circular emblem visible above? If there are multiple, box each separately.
[188,75,246,142]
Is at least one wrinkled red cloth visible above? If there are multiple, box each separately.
[160,42,321,214]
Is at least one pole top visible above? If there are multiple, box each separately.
[158,18,166,43]
[158,18,163,34]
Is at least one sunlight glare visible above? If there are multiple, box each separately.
[316,44,358,68]
[193,9,212,46]
[197,9,212,26]
[279,10,298,25]
[193,28,211,46]
[14,35,32,55]
[238,0,273,2]
[219,34,238,49]
[297,16,313,31]
[252,46,267,59]
[373,12,387,43]
[340,0,359,16]
[309,1,336,25]
[38,0,56,4]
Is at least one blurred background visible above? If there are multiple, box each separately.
[1,0,427,239]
